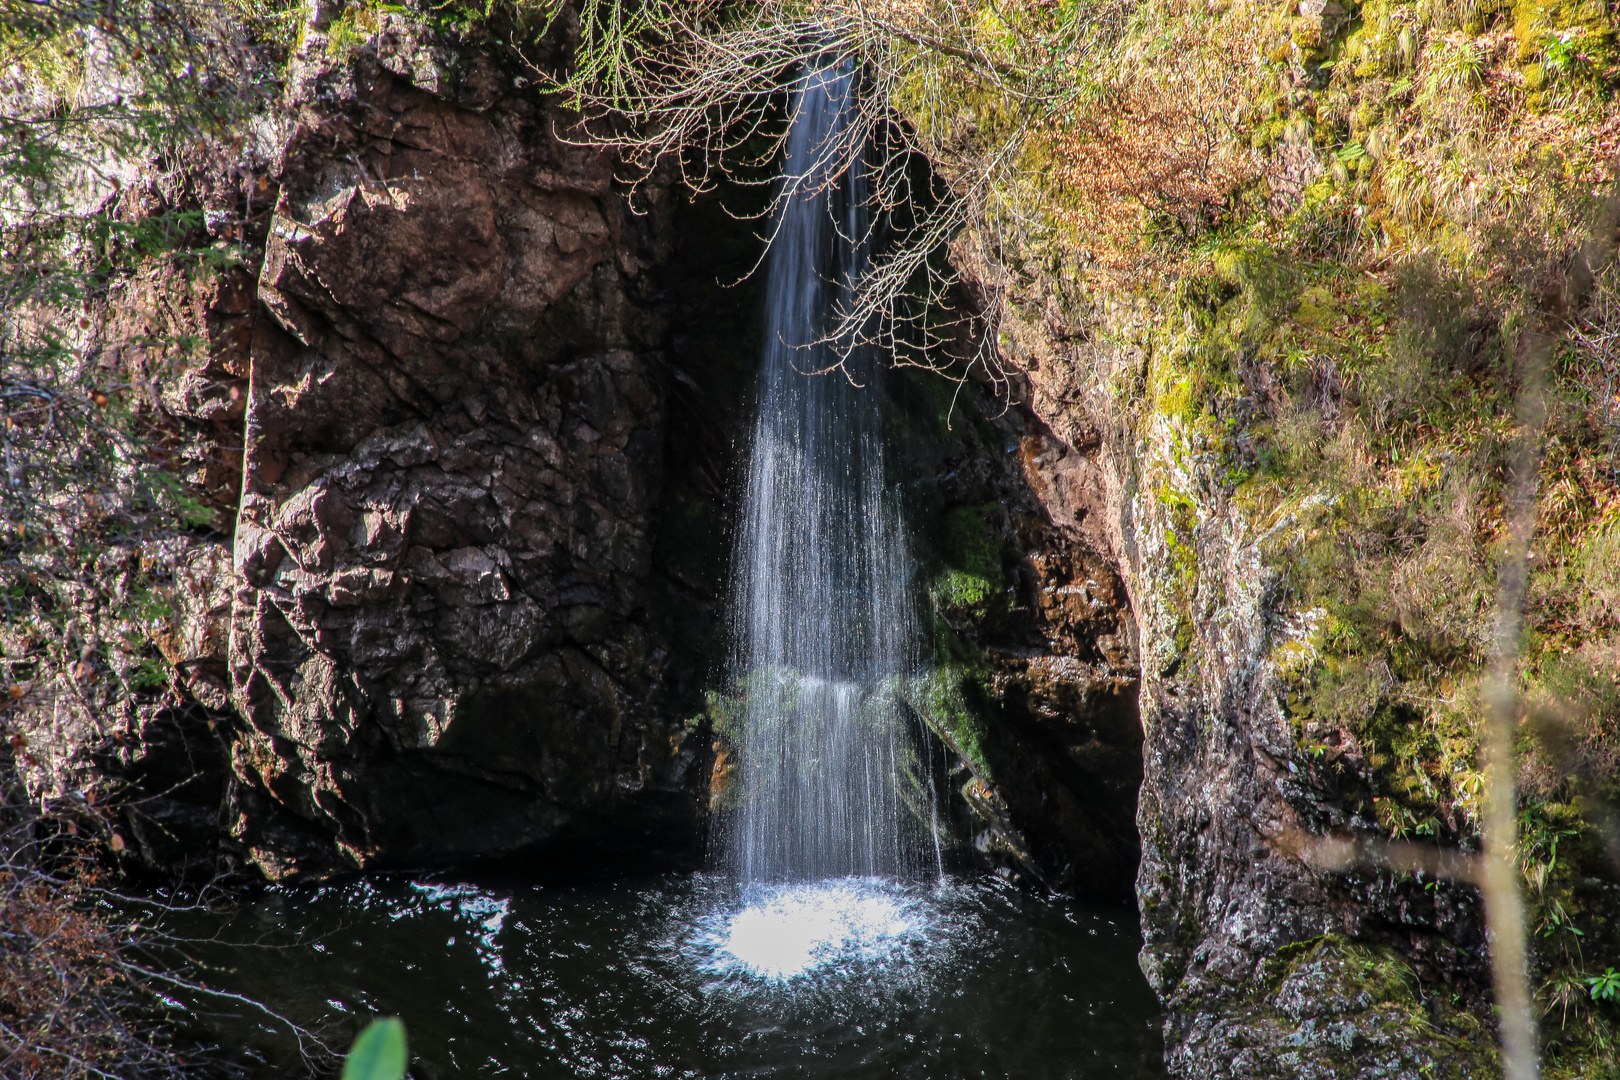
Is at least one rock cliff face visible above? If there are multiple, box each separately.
[14,16,1144,894]
[226,45,709,876]
[14,24,711,879]
[987,267,1498,1076]
[888,385,1144,900]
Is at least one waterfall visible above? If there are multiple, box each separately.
[721,61,938,885]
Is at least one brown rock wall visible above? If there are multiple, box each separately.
[221,50,705,878]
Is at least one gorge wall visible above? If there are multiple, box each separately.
[18,4,1614,1078]
[15,10,1144,904]
[988,277,1502,1077]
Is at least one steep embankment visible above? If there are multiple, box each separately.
[901,0,1620,1074]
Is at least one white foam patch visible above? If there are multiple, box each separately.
[703,879,921,980]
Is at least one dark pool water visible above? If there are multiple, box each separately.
[157,872,1165,1079]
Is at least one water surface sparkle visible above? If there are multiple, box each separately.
[149,872,1166,1079]
[701,878,924,979]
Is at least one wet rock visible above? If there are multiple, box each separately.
[888,373,1144,901]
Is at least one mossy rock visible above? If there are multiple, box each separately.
[1186,937,1501,1077]
[928,503,1008,617]
[1512,0,1614,60]
[904,662,995,782]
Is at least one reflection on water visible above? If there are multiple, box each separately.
[158,872,1165,1079]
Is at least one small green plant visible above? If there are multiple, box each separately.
[1588,969,1620,1005]
[932,568,994,611]
[1538,897,1585,940]
[127,655,170,692]
[1543,30,1582,73]
[1422,37,1486,99]
[326,2,411,57]
[342,1017,408,1080]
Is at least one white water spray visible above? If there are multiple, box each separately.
[718,60,941,902]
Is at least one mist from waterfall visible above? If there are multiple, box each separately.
[720,60,938,886]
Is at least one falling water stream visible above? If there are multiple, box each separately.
[722,60,936,887]
[144,60,1166,1079]
[703,56,944,989]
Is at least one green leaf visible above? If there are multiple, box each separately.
[342,1018,408,1080]
[1588,968,1620,1003]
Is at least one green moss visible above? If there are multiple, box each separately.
[1295,285,1339,330]
[933,568,994,611]
[703,689,744,741]
[1512,0,1615,59]
[324,1,409,56]
[941,503,1001,580]
[928,503,1007,616]
[905,660,995,782]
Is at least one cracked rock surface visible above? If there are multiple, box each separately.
[221,45,708,877]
